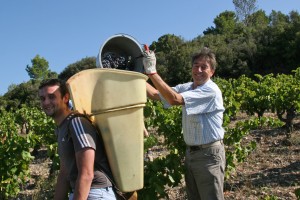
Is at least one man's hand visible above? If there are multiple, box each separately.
[142,50,157,75]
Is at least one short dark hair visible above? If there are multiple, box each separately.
[192,47,217,71]
[39,79,69,97]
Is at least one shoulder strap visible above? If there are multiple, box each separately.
[66,112,92,136]
[66,112,91,123]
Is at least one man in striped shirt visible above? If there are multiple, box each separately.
[143,47,225,200]
[38,79,116,200]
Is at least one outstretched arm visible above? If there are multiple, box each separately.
[143,50,184,105]
[148,74,184,105]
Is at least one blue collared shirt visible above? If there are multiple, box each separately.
[160,79,225,146]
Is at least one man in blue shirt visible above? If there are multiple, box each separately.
[143,47,225,200]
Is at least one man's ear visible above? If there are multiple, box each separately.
[63,93,70,104]
[210,69,215,77]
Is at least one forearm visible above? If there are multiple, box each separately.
[146,82,160,101]
[73,174,93,200]
[142,50,183,105]
[148,74,184,105]
[54,170,69,200]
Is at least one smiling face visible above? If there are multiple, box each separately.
[192,57,215,87]
[38,84,69,123]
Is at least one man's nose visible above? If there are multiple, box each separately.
[196,66,203,72]
[42,97,51,104]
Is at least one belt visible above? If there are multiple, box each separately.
[188,140,223,152]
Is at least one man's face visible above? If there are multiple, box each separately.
[38,85,67,118]
[192,57,215,87]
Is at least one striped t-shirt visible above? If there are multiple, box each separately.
[55,113,112,190]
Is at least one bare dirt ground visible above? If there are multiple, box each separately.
[224,128,300,200]
[16,117,300,200]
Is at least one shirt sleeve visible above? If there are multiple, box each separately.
[158,85,185,109]
[158,93,172,108]
[181,86,219,115]
[69,117,97,152]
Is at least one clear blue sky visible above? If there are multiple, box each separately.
[1,0,299,95]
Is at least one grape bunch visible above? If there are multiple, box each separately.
[101,52,133,70]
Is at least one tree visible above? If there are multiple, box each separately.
[252,11,299,75]
[269,10,289,29]
[149,34,187,85]
[26,55,57,81]
[286,11,300,68]
[1,55,59,110]
[233,0,258,25]
[246,9,269,29]
[58,57,96,81]
[213,11,238,35]
[163,44,195,86]
[2,80,40,110]
[150,34,184,53]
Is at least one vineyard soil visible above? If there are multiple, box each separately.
[15,115,300,200]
